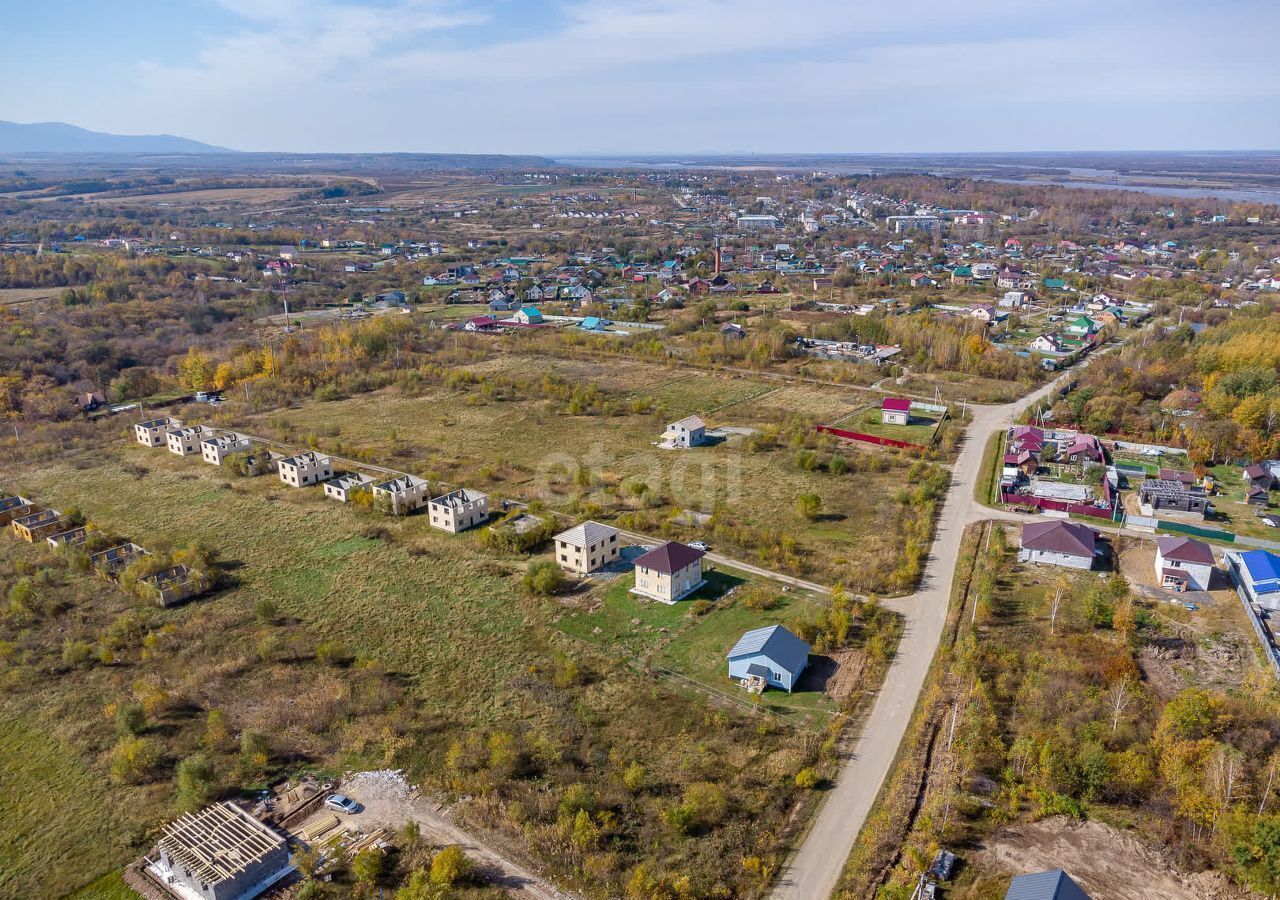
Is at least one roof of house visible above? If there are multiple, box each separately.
[556,520,617,547]
[1004,869,1091,900]
[1240,550,1280,591]
[671,415,705,430]
[1157,536,1215,566]
[727,625,811,675]
[1245,463,1270,479]
[882,397,911,412]
[1020,521,1097,558]
[634,540,705,574]
[156,802,286,885]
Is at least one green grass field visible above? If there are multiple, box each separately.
[845,408,940,445]
[656,592,836,727]
[10,450,530,714]
[0,716,139,899]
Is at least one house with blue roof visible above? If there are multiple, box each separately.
[579,316,606,331]
[1005,869,1091,900]
[1229,549,1280,610]
[726,625,810,692]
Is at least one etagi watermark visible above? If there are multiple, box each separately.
[531,442,743,511]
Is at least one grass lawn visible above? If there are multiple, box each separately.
[0,715,139,900]
[64,872,141,900]
[553,568,746,657]
[846,408,939,445]
[655,592,837,729]
[634,373,776,417]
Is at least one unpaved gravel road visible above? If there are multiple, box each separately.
[297,771,576,900]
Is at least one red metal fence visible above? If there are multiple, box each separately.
[816,424,927,452]
[999,488,1116,520]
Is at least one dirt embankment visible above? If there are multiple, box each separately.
[977,817,1262,900]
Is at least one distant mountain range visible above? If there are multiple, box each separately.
[0,121,229,154]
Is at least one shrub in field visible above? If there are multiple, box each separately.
[523,560,564,596]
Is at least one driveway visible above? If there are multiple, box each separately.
[295,771,575,899]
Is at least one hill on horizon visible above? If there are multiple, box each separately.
[0,120,229,154]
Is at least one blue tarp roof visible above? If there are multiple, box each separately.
[1241,550,1280,592]
[726,625,810,676]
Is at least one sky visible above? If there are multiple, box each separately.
[2,0,1278,155]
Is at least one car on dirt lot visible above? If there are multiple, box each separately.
[324,794,361,814]
[688,541,710,551]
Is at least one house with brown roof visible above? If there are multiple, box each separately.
[1155,536,1215,592]
[631,540,706,604]
[1017,521,1100,570]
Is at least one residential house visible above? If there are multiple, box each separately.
[1000,290,1030,308]
[371,474,430,515]
[200,432,252,466]
[972,262,999,280]
[632,541,706,604]
[1155,536,1216,592]
[0,495,35,526]
[970,304,999,324]
[323,472,375,503]
[513,306,544,325]
[727,625,810,693]
[277,452,334,488]
[1249,485,1271,508]
[1229,549,1280,611]
[12,509,64,543]
[1065,316,1099,337]
[662,415,706,448]
[148,801,293,900]
[1004,449,1039,476]
[1005,869,1091,900]
[427,488,489,533]
[77,391,106,412]
[950,265,973,286]
[135,416,182,448]
[881,397,911,426]
[91,542,147,578]
[1062,434,1104,465]
[553,521,620,575]
[1030,333,1064,353]
[997,269,1037,290]
[463,315,500,332]
[167,425,212,457]
[1017,521,1100,570]
[720,322,747,340]
[1139,479,1211,518]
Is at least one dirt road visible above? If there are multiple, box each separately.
[299,771,576,900]
[770,373,1070,900]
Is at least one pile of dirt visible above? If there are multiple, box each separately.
[976,816,1261,900]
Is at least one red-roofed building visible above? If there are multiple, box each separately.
[632,541,706,604]
[882,397,911,426]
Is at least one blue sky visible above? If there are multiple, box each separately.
[2,0,1277,154]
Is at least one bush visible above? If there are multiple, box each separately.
[254,598,280,624]
[176,753,218,811]
[795,767,819,789]
[523,560,565,596]
[430,845,470,886]
[109,735,159,784]
[114,702,147,736]
[315,639,350,667]
[796,493,822,520]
